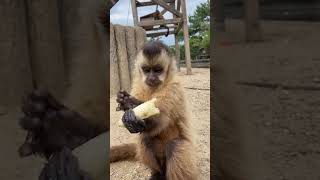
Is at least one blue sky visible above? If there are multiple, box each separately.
[110,0,208,46]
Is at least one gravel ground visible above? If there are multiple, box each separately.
[110,68,211,180]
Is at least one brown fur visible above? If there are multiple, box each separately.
[110,143,137,162]
[110,41,197,180]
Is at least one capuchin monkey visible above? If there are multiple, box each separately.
[111,41,198,180]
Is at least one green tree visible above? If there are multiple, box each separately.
[178,2,210,60]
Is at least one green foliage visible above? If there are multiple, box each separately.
[177,2,210,60]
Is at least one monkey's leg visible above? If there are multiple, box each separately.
[165,139,197,180]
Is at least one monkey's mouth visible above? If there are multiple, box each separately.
[146,80,161,87]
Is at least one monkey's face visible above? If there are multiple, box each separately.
[141,64,165,87]
[136,41,174,88]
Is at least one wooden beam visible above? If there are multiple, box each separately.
[177,0,181,11]
[174,0,182,33]
[136,0,175,7]
[174,34,181,71]
[146,25,176,32]
[151,0,182,17]
[131,0,138,25]
[181,0,192,74]
[160,8,167,16]
[138,18,182,27]
[175,23,182,33]
[146,30,175,37]
[107,0,119,10]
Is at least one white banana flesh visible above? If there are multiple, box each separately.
[118,98,160,127]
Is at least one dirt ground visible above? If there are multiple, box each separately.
[110,68,211,180]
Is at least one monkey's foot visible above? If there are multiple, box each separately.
[116,90,142,111]
[149,172,166,180]
[122,109,146,133]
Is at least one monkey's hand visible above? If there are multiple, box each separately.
[122,109,146,133]
[116,90,143,111]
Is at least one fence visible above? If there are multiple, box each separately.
[180,58,210,68]
[110,24,146,95]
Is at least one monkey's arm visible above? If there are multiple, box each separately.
[121,97,172,135]
[18,89,106,159]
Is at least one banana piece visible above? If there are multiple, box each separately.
[118,98,160,127]
[133,98,160,120]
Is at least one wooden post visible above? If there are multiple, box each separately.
[110,24,121,95]
[26,0,66,98]
[174,34,181,72]
[0,0,33,107]
[213,0,226,32]
[125,26,137,82]
[114,25,131,92]
[244,0,262,41]
[131,0,138,26]
[173,2,180,72]
[135,26,146,52]
[61,0,108,129]
[181,0,192,75]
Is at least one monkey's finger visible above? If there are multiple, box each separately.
[122,90,130,96]
[126,120,145,133]
[117,91,125,98]
[116,104,124,111]
[116,97,124,103]
[21,100,47,117]
[46,94,66,110]
[18,142,34,157]
[19,116,41,130]
[30,89,50,101]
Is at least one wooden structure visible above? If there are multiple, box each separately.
[131,0,192,74]
[110,24,146,95]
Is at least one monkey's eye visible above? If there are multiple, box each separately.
[153,67,163,73]
[142,66,151,73]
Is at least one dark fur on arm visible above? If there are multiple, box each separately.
[18,89,106,159]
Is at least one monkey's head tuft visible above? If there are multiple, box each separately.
[135,41,176,89]
[142,41,170,60]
